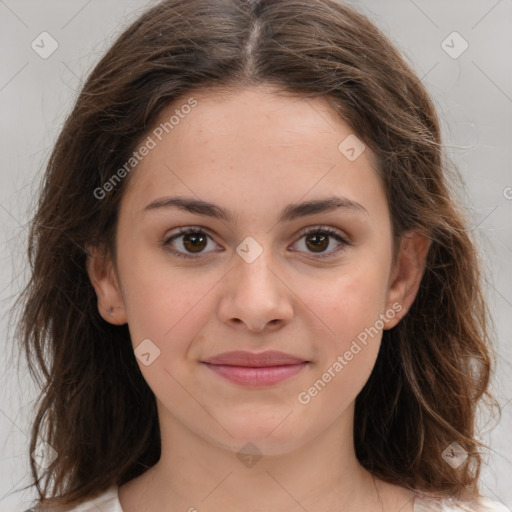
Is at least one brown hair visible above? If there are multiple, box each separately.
[16,0,498,509]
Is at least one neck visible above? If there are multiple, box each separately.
[118,401,412,512]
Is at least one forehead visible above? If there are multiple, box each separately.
[120,85,384,220]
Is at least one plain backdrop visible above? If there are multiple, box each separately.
[1,1,511,511]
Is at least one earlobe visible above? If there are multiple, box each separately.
[384,231,431,330]
[85,245,127,325]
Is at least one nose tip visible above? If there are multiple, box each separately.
[218,249,294,333]
[230,317,281,333]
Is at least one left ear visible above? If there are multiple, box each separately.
[383,230,431,330]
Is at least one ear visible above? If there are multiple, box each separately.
[86,245,127,325]
[383,230,431,330]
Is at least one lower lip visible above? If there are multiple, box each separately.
[203,362,308,387]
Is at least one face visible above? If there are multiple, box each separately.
[88,85,428,456]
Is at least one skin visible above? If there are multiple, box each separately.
[87,84,430,512]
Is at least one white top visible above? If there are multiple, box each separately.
[47,485,511,512]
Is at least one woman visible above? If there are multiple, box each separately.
[17,0,507,511]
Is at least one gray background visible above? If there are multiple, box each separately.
[1,1,511,510]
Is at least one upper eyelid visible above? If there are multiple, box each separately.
[295,225,349,239]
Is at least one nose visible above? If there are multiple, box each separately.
[217,248,294,333]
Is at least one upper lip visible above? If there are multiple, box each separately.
[203,350,308,367]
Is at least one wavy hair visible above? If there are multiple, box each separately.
[15,0,498,508]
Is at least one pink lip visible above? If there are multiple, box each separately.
[203,362,308,386]
[204,350,307,366]
[202,350,309,387]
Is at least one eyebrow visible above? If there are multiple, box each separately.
[142,195,368,223]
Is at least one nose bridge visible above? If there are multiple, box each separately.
[234,235,280,296]
[218,235,293,331]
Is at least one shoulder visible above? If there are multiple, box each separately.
[26,486,121,512]
[414,494,510,512]
[458,498,511,512]
[64,486,121,512]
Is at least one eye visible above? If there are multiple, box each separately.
[163,227,220,259]
[163,225,351,260]
[291,226,351,259]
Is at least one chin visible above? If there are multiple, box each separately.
[209,418,312,458]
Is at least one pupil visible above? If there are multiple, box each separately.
[306,233,328,252]
[184,234,206,252]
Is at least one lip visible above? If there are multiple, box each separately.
[203,350,307,366]
[202,351,310,387]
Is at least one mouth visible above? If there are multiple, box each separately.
[201,350,310,387]
[202,362,309,387]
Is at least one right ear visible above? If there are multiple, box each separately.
[85,245,127,325]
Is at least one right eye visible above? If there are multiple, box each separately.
[163,227,222,259]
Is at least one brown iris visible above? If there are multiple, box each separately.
[305,232,329,252]
[183,232,208,253]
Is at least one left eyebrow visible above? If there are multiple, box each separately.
[142,195,368,224]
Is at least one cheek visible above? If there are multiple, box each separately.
[311,261,391,340]
[296,269,388,414]
[300,256,391,396]
[118,252,210,352]
[119,266,212,400]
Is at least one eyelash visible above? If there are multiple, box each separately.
[163,226,351,261]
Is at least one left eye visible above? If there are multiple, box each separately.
[291,226,350,259]
[163,226,350,260]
